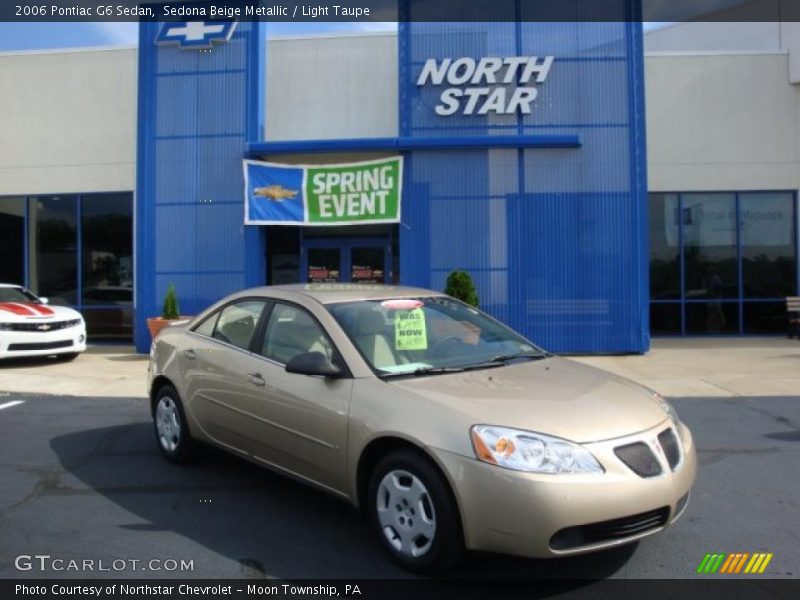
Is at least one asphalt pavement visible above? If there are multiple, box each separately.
[0,393,798,582]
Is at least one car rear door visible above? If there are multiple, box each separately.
[181,299,270,456]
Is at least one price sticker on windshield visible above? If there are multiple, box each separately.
[395,308,427,351]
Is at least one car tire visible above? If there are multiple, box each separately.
[367,449,464,573]
[153,384,194,463]
[57,352,80,361]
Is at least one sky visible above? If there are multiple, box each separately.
[0,22,399,51]
[0,21,667,52]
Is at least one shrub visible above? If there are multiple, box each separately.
[445,270,479,307]
[162,284,180,320]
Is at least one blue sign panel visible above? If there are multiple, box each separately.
[135,21,264,352]
[244,161,305,224]
[399,14,649,353]
[155,21,238,50]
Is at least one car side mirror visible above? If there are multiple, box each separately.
[39,297,49,305]
[285,351,342,378]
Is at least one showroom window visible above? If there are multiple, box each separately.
[0,193,133,341]
[0,197,25,285]
[650,192,797,335]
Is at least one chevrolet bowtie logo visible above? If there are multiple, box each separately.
[253,185,299,201]
[37,324,51,331]
[155,21,238,50]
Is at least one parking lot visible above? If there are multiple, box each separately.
[0,386,798,581]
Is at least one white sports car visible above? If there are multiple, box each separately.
[0,284,86,360]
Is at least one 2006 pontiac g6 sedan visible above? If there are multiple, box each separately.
[148,284,696,572]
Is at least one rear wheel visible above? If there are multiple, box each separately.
[367,449,464,573]
[153,384,194,463]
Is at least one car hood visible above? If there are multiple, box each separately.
[0,302,81,322]
[387,356,668,443]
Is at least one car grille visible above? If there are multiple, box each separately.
[658,427,681,470]
[614,442,662,477]
[8,319,80,332]
[8,340,73,351]
[550,507,670,550]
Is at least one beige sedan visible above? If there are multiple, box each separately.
[148,284,696,572]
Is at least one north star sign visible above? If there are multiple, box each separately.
[416,56,554,116]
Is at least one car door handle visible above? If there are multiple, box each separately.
[183,349,197,360]
[248,372,265,386]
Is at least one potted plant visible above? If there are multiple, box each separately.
[146,283,182,340]
[444,269,481,344]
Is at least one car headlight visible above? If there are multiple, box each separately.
[653,392,680,425]
[470,425,604,474]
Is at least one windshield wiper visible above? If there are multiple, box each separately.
[378,365,468,379]
[378,353,550,379]
[461,353,549,370]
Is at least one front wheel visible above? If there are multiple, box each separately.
[153,384,194,463]
[367,450,464,573]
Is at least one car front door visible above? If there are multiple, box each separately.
[243,301,353,494]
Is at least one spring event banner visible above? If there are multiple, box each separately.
[243,157,403,226]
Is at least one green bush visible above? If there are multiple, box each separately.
[445,270,479,307]
[161,284,180,320]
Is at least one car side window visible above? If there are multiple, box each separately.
[211,300,266,351]
[193,312,220,338]
[261,303,334,365]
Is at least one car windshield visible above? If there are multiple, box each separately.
[328,296,548,377]
[0,287,40,304]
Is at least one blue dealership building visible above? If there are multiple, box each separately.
[135,15,648,354]
[1,11,796,354]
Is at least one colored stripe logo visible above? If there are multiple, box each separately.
[697,552,773,574]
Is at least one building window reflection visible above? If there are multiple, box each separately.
[0,193,133,341]
[650,191,797,335]
[0,197,25,285]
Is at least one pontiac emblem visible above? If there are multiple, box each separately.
[652,438,663,457]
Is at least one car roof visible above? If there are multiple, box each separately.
[243,283,446,305]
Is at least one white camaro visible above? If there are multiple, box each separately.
[0,284,87,360]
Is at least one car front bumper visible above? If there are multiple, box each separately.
[0,326,87,359]
[432,420,697,558]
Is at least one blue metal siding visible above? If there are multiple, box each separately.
[135,23,265,352]
[135,12,647,354]
[398,15,649,353]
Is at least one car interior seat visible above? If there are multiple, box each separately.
[352,310,401,369]
[265,319,330,364]
[218,315,255,349]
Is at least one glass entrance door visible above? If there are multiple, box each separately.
[307,247,342,283]
[303,238,389,284]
